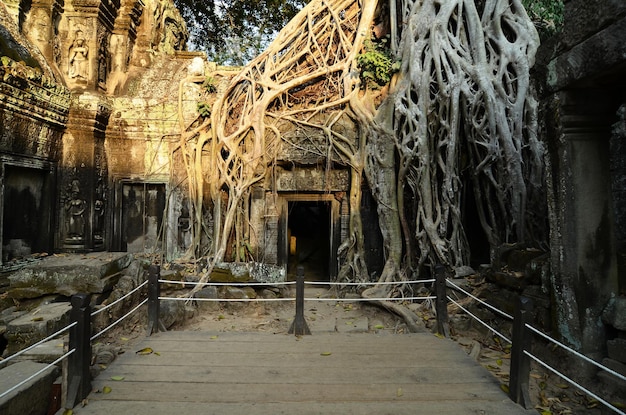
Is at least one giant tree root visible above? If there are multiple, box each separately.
[362,287,425,333]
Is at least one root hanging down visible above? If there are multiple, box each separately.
[181,0,545,310]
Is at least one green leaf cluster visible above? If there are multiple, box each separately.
[356,38,400,88]
[202,76,218,94]
[197,102,212,118]
[522,0,564,38]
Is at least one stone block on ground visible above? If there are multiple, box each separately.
[211,262,285,284]
[17,338,66,364]
[607,338,626,363]
[0,360,59,415]
[8,253,133,299]
[603,297,626,331]
[193,287,219,312]
[5,303,71,354]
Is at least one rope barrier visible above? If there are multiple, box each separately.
[0,321,77,368]
[525,323,626,383]
[446,279,514,320]
[159,295,437,303]
[91,298,148,342]
[92,280,149,317]
[447,295,512,344]
[160,296,295,302]
[159,279,297,287]
[0,348,76,400]
[524,350,626,415]
[304,279,436,286]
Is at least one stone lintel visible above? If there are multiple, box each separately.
[276,168,349,192]
[547,16,626,91]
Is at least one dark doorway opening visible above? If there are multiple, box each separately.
[287,200,331,281]
[462,184,491,268]
[120,183,166,253]
[2,165,51,262]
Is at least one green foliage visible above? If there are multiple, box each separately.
[174,0,309,65]
[522,0,564,38]
[356,38,400,88]
[197,102,212,118]
[202,76,218,93]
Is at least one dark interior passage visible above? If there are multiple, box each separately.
[2,166,49,261]
[121,183,166,253]
[287,200,331,281]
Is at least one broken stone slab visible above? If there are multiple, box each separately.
[5,302,71,354]
[193,286,219,312]
[0,360,59,415]
[8,253,132,299]
[602,296,626,331]
[211,262,285,284]
[16,338,65,364]
[607,338,626,363]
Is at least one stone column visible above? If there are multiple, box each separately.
[545,89,619,362]
[60,93,111,251]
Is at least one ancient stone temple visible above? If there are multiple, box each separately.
[0,0,220,266]
[539,0,626,380]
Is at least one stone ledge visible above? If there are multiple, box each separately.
[0,360,59,415]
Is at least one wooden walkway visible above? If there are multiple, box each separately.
[69,331,534,414]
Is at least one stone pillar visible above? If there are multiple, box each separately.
[610,104,626,294]
[545,89,619,361]
[60,93,111,251]
[60,0,119,91]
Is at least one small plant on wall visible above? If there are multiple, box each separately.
[356,37,400,88]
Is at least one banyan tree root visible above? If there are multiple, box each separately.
[183,0,544,307]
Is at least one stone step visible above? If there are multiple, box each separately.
[5,303,71,354]
[0,360,59,415]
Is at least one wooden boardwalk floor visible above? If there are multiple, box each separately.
[69,331,534,414]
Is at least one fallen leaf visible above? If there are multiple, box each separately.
[136,347,153,355]
[496,359,503,366]
[111,376,125,381]
[210,335,219,340]
[397,388,403,397]
[555,383,569,389]
[320,352,332,356]
[374,324,385,330]
[63,410,73,415]
[31,317,44,322]
[102,386,112,394]
[500,384,509,393]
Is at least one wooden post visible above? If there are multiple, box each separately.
[289,265,311,335]
[66,293,91,409]
[434,264,450,337]
[147,264,161,336]
[509,296,533,408]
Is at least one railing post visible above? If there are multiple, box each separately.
[147,264,161,336]
[289,265,311,335]
[66,293,91,409]
[509,296,533,408]
[434,264,450,337]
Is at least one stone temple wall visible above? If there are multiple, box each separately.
[539,0,626,372]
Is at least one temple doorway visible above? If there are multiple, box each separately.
[1,164,53,264]
[115,182,166,253]
[278,194,340,282]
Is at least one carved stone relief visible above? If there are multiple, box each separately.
[68,29,89,80]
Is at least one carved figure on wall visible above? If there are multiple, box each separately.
[65,180,86,241]
[69,33,89,79]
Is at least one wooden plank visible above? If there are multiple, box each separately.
[88,380,508,403]
[64,331,533,415]
[95,364,493,385]
[67,400,536,415]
